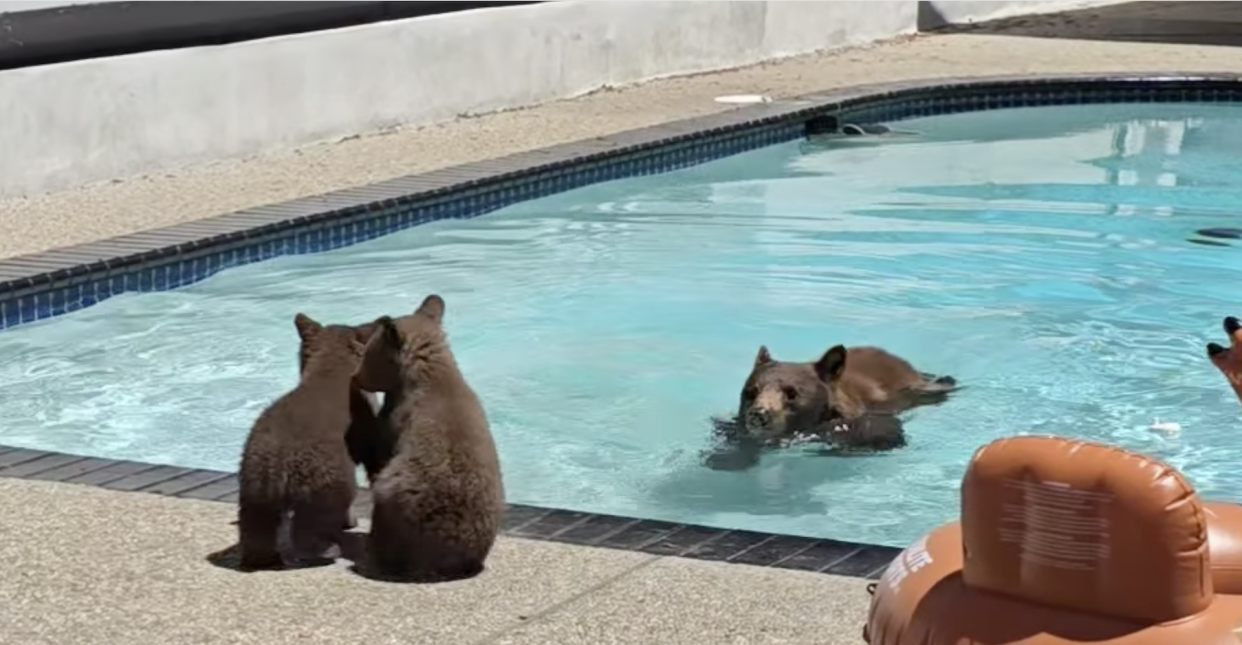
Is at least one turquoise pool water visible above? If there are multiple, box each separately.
[5,103,1242,547]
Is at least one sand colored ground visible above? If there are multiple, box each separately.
[2,27,1242,259]
[0,478,871,645]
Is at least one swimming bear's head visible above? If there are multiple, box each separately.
[737,345,850,442]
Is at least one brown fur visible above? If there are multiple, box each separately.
[354,295,505,583]
[1207,316,1242,407]
[235,314,375,571]
[300,324,392,520]
[345,389,397,486]
[738,344,956,446]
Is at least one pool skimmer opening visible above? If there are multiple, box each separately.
[714,94,773,105]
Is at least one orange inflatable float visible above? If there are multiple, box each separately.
[865,435,1242,645]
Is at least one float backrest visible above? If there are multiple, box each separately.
[960,435,1212,624]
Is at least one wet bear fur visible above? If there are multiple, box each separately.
[236,314,377,571]
[354,295,505,583]
[705,344,957,471]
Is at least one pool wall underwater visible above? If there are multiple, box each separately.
[3,73,1242,579]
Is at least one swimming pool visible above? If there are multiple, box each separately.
[3,101,1242,547]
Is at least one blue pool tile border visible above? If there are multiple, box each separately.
[3,73,1242,329]
[0,444,901,578]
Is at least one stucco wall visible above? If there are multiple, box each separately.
[0,0,1121,200]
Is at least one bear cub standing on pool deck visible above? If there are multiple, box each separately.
[236,314,378,571]
[706,345,957,470]
[354,295,505,583]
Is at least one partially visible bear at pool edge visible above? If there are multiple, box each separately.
[235,314,379,571]
[345,388,396,488]
[352,295,505,583]
[704,344,958,471]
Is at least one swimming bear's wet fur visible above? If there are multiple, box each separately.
[704,344,957,470]
[236,314,378,570]
[354,295,505,583]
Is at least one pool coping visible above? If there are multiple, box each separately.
[0,444,902,578]
[4,71,1242,576]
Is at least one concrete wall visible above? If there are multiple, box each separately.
[0,0,1119,200]
[0,1,94,13]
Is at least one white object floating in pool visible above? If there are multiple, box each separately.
[1149,419,1182,434]
[714,94,773,105]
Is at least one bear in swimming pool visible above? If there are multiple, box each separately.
[236,314,379,570]
[353,295,505,583]
[704,344,958,471]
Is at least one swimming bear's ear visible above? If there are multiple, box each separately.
[814,345,848,383]
[754,345,773,367]
[293,313,323,341]
[416,294,446,325]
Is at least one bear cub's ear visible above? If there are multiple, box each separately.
[416,294,446,325]
[353,316,403,393]
[351,321,380,353]
[814,345,848,383]
[370,316,401,351]
[294,313,323,341]
[754,345,773,367]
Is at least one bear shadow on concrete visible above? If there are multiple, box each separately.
[344,554,487,585]
[205,522,369,575]
[207,529,487,584]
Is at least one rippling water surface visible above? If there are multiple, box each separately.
[5,103,1242,546]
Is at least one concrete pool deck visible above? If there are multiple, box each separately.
[5,13,1242,644]
[0,478,871,645]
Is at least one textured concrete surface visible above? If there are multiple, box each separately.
[0,478,871,645]
[3,27,1242,259]
[491,556,871,645]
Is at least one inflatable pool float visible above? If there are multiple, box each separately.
[865,435,1242,645]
